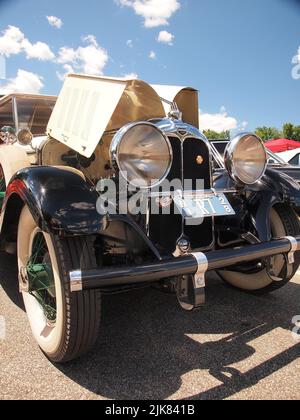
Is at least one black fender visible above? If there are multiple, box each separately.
[215,168,300,241]
[0,166,108,237]
[247,169,300,241]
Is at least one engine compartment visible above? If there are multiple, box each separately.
[41,134,115,182]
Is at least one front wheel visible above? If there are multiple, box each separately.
[17,206,101,363]
[218,204,300,294]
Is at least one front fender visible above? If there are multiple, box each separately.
[1,166,108,236]
[215,168,300,241]
[248,169,300,241]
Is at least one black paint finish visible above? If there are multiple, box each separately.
[214,167,300,242]
[183,139,211,190]
[2,166,108,236]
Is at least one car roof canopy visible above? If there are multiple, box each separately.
[47,74,199,158]
[0,93,57,106]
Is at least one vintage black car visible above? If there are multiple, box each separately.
[1,75,300,363]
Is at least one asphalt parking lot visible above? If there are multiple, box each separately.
[0,252,299,400]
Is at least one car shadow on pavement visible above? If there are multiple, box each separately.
[56,274,300,400]
[0,252,24,310]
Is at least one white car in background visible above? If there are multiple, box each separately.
[277,148,300,166]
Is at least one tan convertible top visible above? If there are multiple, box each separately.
[47,74,199,158]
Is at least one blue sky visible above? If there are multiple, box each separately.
[0,0,299,133]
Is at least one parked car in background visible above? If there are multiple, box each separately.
[0,93,56,143]
[277,149,300,166]
[1,76,300,363]
[0,93,56,218]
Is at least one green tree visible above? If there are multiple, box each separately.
[254,126,282,142]
[283,123,295,140]
[282,123,300,141]
[203,129,230,140]
[293,126,300,142]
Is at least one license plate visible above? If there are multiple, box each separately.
[173,192,235,220]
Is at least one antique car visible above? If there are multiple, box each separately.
[1,75,300,364]
[0,93,56,204]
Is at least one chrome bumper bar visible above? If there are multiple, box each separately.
[69,236,300,293]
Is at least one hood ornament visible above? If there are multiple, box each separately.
[168,102,183,121]
[160,96,183,121]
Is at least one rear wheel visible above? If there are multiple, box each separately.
[218,205,300,293]
[17,206,101,363]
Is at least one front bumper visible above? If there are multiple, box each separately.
[70,236,300,293]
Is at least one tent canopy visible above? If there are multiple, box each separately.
[265,138,300,153]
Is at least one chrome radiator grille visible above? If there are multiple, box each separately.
[149,136,214,253]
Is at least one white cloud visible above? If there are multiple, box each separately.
[0,25,55,61]
[57,35,108,76]
[0,26,24,56]
[57,47,77,64]
[0,69,44,94]
[124,72,138,79]
[240,121,249,131]
[116,0,180,28]
[149,50,156,59]
[157,30,174,45]
[83,35,98,47]
[126,39,133,48]
[46,16,63,29]
[22,39,55,61]
[56,64,74,81]
[199,107,238,132]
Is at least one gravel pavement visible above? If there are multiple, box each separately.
[0,253,300,400]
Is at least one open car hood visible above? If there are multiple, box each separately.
[47,74,199,158]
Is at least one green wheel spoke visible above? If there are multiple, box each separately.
[27,232,57,323]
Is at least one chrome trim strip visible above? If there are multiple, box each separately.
[70,270,83,292]
[210,141,225,169]
[285,236,299,264]
[191,252,208,289]
[12,96,19,132]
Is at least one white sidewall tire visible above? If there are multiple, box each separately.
[18,206,65,356]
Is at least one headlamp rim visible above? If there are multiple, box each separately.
[224,132,267,185]
[110,121,173,189]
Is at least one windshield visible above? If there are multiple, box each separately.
[211,141,228,157]
[16,97,56,136]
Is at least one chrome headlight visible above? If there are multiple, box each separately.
[17,128,33,146]
[225,133,267,185]
[110,122,173,189]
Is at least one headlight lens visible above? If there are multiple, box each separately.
[110,122,173,188]
[225,133,267,185]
